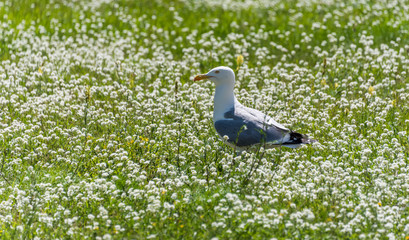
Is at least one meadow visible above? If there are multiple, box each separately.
[1,0,409,239]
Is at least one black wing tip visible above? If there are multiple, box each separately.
[286,131,317,145]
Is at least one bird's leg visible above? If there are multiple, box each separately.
[236,150,243,156]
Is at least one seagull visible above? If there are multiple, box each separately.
[194,66,316,150]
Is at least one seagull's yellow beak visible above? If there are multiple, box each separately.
[193,74,211,82]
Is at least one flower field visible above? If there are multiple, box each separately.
[1,0,409,239]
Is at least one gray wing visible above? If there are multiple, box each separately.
[214,120,264,147]
[225,104,289,131]
[215,105,290,147]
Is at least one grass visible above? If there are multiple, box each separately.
[0,0,409,239]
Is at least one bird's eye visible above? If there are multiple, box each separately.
[215,70,220,74]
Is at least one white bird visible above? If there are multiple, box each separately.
[194,66,316,150]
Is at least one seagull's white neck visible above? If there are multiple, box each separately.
[213,83,238,122]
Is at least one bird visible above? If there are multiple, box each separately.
[193,66,316,150]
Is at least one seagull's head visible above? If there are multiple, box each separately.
[194,66,235,86]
